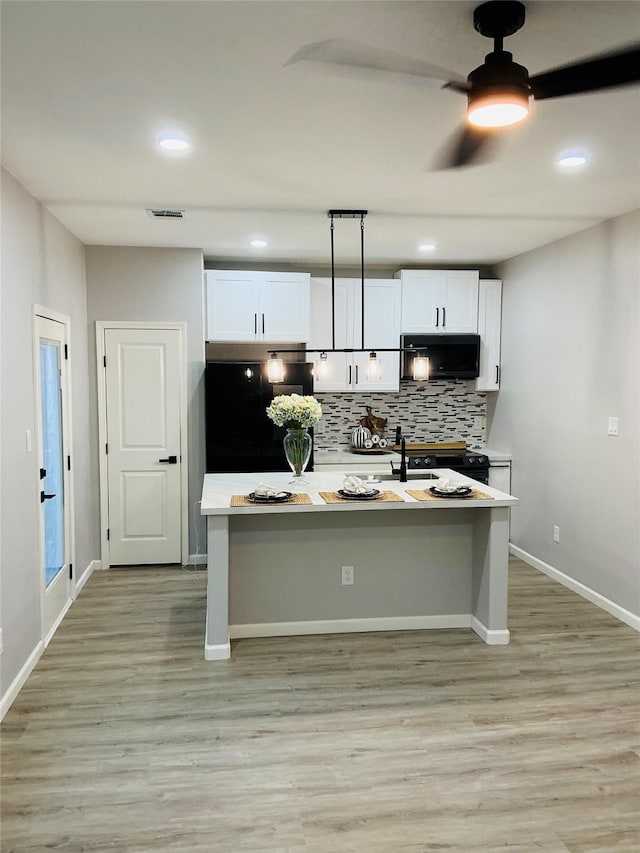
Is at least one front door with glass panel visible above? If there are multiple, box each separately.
[36,316,70,639]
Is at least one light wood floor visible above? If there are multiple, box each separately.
[1,557,638,852]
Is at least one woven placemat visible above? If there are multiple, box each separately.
[406,488,493,502]
[319,490,404,504]
[230,493,312,507]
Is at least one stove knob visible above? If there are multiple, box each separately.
[468,457,476,465]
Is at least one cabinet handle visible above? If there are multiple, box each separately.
[442,306,446,328]
[435,307,439,327]
[254,313,257,335]
[262,313,265,334]
[355,365,359,384]
[495,365,499,384]
[348,365,352,385]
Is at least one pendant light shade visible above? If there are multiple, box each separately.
[412,354,430,381]
[315,351,330,380]
[366,351,381,381]
[267,353,285,384]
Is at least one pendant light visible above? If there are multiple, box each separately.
[265,209,429,383]
[412,354,430,381]
[267,352,285,384]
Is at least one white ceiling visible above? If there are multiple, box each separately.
[2,0,639,266]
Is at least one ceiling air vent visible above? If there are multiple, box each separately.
[146,208,185,219]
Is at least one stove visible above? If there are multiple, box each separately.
[391,443,490,484]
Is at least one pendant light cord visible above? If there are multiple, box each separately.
[360,213,365,349]
[330,213,335,350]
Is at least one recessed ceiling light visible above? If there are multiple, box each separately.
[156,133,191,152]
[557,150,590,169]
[250,239,268,248]
[418,242,437,252]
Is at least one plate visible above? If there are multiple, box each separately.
[429,486,473,498]
[337,488,380,500]
[248,491,292,504]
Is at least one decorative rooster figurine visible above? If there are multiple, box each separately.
[360,406,387,435]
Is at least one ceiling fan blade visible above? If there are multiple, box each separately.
[286,38,469,90]
[530,43,640,100]
[431,125,498,170]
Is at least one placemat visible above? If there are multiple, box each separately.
[406,488,493,502]
[319,490,404,504]
[230,493,312,507]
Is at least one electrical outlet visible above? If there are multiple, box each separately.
[607,417,619,436]
[553,525,560,543]
[341,565,354,586]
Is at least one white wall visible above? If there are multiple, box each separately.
[489,210,639,617]
[84,246,206,556]
[0,168,97,699]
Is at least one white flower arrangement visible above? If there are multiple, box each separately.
[266,394,322,430]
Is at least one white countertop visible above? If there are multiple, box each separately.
[201,469,517,516]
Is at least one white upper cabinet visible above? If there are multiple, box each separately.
[398,270,479,334]
[308,278,401,392]
[476,279,502,392]
[206,270,310,342]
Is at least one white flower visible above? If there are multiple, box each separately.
[266,394,322,429]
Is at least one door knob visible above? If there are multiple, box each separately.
[40,491,56,502]
[158,455,178,464]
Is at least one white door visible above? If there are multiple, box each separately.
[104,328,182,565]
[35,315,71,639]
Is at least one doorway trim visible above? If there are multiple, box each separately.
[96,321,189,569]
[33,305,76,644]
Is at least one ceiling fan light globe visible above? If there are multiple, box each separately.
[467,92,529,127]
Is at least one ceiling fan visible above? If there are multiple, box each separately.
[287,0,640,169]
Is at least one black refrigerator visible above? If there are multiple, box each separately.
[205,361,315,473]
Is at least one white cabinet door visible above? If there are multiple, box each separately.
[353,279,401,392]
[206,270,310,342]
[399,269,479,333]
[476,279,502,391]
[489,463,511,494]
[260,272,310,342]
[308,278,352,391]
[206,270,260,341]
[399,270,444,333]
[308,278,401,392]
[443,271,479,333]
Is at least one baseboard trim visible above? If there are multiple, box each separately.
[510,544,640,632]
[0,641,44,722]
[204,641,231,660]
[44,598,73,648]
[188,554,207,566]
[470,616,510,645]
[75,559,101,595]
[229,613,472,640]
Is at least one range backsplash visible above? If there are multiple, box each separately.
[315,380,487,450]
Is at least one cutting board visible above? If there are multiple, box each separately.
[391,441,467,455]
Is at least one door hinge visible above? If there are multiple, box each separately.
[69,562,73,579]
[64,344,69,360]
[103,355,107,368]
[107,528,110,541]
[40,467,47,480]
[105,443,108,455]
[67,455,71,471]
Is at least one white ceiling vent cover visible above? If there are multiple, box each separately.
[146,208,185,219]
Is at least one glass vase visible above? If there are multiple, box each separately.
[283,428,312,484]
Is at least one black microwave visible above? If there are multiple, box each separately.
[401,334,481,379]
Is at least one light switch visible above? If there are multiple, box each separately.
[607,417,619,436]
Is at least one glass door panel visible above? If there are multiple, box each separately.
[40,340,65,587]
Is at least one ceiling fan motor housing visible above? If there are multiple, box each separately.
[467,51,531,110]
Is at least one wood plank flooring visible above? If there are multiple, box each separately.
[1,557,638,852]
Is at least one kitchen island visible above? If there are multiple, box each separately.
[200,470,517,660]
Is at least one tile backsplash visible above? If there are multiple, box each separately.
[315,380,487,450]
